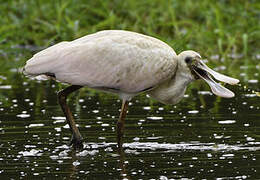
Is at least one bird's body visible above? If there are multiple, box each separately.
[25,30,177,101]
[23,30,239,149]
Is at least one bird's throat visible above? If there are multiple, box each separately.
[147,70,193,105]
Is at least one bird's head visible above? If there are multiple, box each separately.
[178,50,239,98]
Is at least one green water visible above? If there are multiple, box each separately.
[0,63,259,179]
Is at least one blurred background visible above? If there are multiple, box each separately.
[0,0,259,179]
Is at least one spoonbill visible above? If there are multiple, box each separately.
[23,30,239,149]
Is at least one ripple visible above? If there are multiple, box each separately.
[54,142,260,152]
[18,149,42,156]
[123,142,260,151]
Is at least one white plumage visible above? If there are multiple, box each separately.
[25,30,176,96]
[23,30,239,148]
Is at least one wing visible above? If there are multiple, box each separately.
[24,30,178,93]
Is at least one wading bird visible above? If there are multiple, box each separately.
[23,30,239,149]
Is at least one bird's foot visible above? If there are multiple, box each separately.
[69,135,83,150]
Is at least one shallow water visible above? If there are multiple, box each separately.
[0,65,259,179]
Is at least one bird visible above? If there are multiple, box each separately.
[23,30,239,149]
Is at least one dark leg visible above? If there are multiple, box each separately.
[58,85,83,149]
[117,100,129,148]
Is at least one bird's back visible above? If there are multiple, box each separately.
[24,30,177,93]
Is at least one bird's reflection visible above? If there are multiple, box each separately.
[117,145,129,179]
[67,149,79,179]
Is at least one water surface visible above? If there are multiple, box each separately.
[0,60,259,179]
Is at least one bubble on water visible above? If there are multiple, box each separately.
[73,160,80,166]
[63,124,70,129]
[25,145,36,148]
[17,114,31,118]
[50,155,59,160]
[54,127,61,132]
[28,124,44,128]
[246,137,255,141]
[92,110,99,113]
[147,116,163,120]
[76,150,99,156]
[52,116,66,120]
[188,110,199,114]
[222,153,234,157]
[146,136,163,140]
[143,106,151,110]
[244,124,250,127]
[0,85,11,89]
[79,99,84,102]
[198,91,213,95]
[244,94,257,98]
[98,137,106,140]
[58,150,69,157]
[240,73,246,77]
[218,120,236,124]
[248,79,258,83]
[53,120,66,124]
[159,176,168,180]
[101,123,109,127]
[158,107,164,110]
[19,149,42,156]
[56,145,70,149]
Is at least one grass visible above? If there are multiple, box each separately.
[0,0,259,81]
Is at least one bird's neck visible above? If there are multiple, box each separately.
[148,67,193,105]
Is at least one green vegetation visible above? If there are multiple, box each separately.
[0,0,259,80]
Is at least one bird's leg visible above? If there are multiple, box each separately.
[58,85,83,149]
[117,100,129,148]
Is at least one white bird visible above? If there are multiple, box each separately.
[23,30,239,149]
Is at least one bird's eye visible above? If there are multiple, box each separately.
[185,57,192,64]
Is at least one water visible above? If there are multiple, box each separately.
[0,65,259,179]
